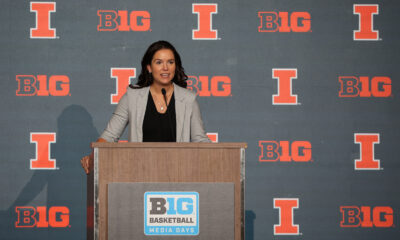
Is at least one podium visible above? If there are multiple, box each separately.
[87,142,246,240]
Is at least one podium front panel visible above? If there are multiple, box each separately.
[108,182,234,240]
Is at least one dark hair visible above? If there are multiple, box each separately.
[131,40,188,89]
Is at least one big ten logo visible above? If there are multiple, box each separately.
[16,75,70,96]
[340,206,393,227]
[206,133,218,143]
[192,3,219,40]
[15,206,70,228]
[30,2,57,39]
[272,68,299,105]
[339,76,391,98]
[354,133,381,170]
[30,132,57,170]
[259,141,312,162]
[110,68,136,104]
[274,198,300,235]
[353,4,380,41]
[187,76,231,97]
[97,10,151,32]
[258,11,311,33]
[144,192,199,235]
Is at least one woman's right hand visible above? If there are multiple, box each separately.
[80,154,93,174]
[81,138,106,174]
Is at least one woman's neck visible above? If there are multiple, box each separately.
[150,82,174,96]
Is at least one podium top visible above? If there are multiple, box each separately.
[91,142,247,149]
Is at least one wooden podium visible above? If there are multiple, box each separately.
[87,142,246,240]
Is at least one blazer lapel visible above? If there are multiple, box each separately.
[174,83,185,142]
[136,87,150,142]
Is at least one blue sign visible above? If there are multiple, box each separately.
[144,192,199,235]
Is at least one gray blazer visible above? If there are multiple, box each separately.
[100,83,210,142]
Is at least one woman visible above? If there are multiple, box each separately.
[81,40,210,173]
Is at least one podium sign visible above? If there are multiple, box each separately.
[108,183,234,240]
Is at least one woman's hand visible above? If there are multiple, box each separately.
[81,138,106,174]
[80,154,93,174]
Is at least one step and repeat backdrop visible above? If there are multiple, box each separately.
[1,0,399,239]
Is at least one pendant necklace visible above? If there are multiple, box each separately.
[152,93,168,112]
[150,87,172,113]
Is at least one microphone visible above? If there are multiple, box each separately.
[161,88,167,108]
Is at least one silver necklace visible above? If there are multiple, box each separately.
[150,87,172,112]
[152,93,168,112]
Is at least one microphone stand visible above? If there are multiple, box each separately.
[161,88,176,141]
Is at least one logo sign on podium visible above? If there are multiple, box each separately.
[144,192,199,235]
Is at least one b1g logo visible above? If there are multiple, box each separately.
[15,206,70,228]
[340,206,393,227]
[30,132,57,170]
[30,2,57,39]
[272,68,299,105]
[144,192,199,235]
[192,3,219,40]
[259,141,312,162]
[187,75,231,97]
[274,198,300,235]
[339,76,391,97]
[97,10,151,31]
[354,133,381,170]
[258,11,311,32]
[16,75,70,96]
[110,68,136,104]
[353,4,380,41]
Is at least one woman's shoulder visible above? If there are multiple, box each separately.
[126,85,150,97]
[174,84,196,102]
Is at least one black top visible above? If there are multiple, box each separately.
[143,93,177,142]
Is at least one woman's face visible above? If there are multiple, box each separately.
[147,48,176,86]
